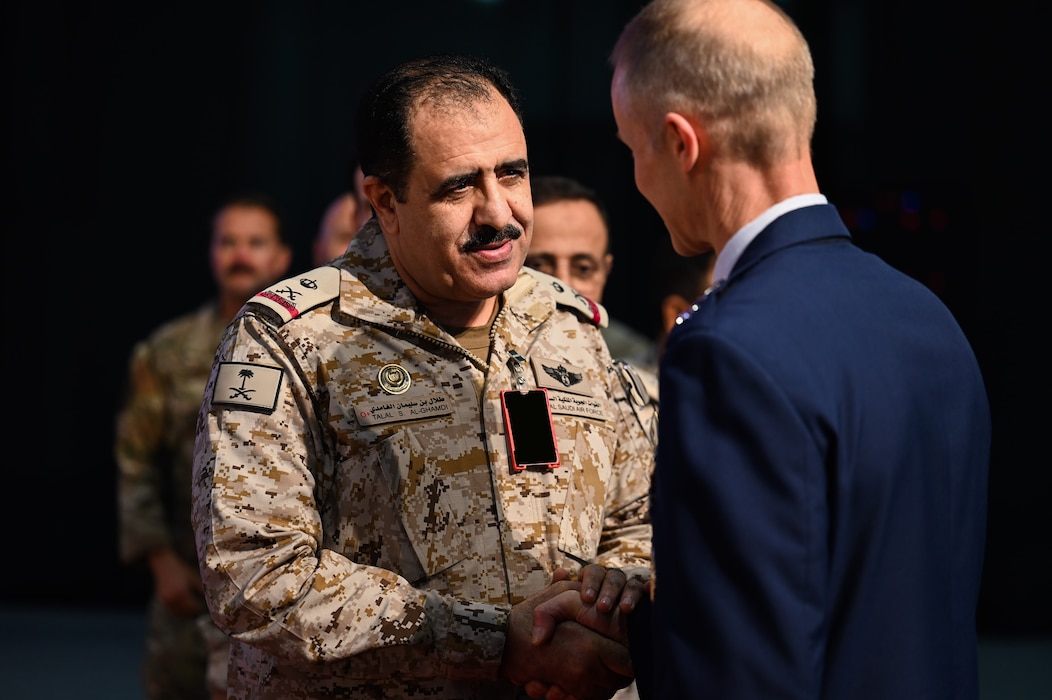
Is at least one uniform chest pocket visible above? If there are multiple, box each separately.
[375,428,472,579]
[556,419,612,566]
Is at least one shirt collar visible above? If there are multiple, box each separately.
[710,193,828,286]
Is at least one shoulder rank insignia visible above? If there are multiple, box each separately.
[251,265,341,325]
[521,267,609,328]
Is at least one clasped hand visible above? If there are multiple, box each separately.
[500,565,649,700]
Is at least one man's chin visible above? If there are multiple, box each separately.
[224,279,266,301]
[475,268,521,298]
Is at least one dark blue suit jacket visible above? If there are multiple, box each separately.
[642,204,990,698]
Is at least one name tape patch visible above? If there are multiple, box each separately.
[548,393,607,421]
[356,392,453,426]
[211,362,284,413]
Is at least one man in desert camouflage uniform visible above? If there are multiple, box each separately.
[192,54,653,700]
[116,193,291,700]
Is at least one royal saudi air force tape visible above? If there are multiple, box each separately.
[211,266,341,414]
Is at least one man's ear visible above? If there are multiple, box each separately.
[362,175,399,234]
[664,112,707,172]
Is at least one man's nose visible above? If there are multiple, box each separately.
[553,261,575,286]
[473,180,514,228]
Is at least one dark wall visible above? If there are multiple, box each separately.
[7,1,1045,633]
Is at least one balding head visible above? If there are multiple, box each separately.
[314,193,360,266]
[610,0,815,166]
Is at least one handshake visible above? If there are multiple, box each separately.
[499,564,651,700]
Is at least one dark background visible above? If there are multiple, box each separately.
[6,1,1045,635]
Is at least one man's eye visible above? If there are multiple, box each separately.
[525,259,554,275]
[573,264,598,278]
[440,176,475,198]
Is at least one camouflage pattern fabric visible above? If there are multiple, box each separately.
[193,221,654,699]
[141,598,210,700]
[116,302,230,698]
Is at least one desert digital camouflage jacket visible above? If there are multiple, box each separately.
[192,222,653,699]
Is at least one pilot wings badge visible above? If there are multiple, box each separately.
[542,363,582,387]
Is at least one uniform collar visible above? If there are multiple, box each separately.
[711,194,828,286]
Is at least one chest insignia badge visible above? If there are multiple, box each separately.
[378,363,411,395]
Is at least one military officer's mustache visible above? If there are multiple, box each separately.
[462,224,522,252]
[224,263,258,276]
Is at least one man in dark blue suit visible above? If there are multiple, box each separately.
[604,0,992,697]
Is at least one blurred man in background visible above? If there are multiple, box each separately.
[527,174,660,450]
[313,162,372,266]
[116,193,291,700]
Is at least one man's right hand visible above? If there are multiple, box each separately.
[148,547,205,618]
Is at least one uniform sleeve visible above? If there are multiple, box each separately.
[652,330,825,698]
[192,314,509,680]
[115,339,171,563]
[592,340,654,580]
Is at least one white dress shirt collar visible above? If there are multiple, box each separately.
[710,194,828,288]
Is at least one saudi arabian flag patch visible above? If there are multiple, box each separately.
[211,362,284,414]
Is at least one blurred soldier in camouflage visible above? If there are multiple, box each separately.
[116,193,292,699]
[192,54,653,700]
[527,174,661,448]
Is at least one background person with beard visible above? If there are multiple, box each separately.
[115,192,291,700]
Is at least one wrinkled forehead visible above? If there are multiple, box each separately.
[407,90,527,174]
